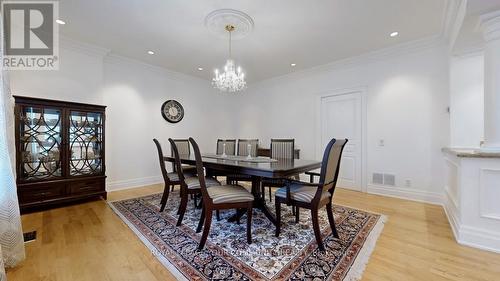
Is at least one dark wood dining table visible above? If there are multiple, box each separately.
[163,154,321,226]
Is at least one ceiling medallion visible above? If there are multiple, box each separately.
[206,10,252,93]
[204,9,254,40]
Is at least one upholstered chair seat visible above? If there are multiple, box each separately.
[184,177,220,189]
[275,184,330,203]
[207,185,254,204]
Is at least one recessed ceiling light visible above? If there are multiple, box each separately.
[56,19,66,25]
[390,31,399,37]
[198,67,203,71]
[291,63,296,67]
[147,50,155,55]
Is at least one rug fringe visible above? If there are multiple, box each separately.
[107,201,189,281]
[343,215,387,281]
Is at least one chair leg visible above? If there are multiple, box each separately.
[196,206,206,233]
[311,207,325,251]
[198,209,213,250]
[295,206,300,223]
[292,205,296,216]
[236,209,241,224]
[261,184,266,202]
[269,186,272,202]
[246,203,252,244]
[216,210,221,221]
[177,189,183,215]
[176,193,188,226]
[327,203,339,239]
[171,184,175,192]
[160,184,170,212]
[275,200,281,237]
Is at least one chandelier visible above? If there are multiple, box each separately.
[212,25,246,92]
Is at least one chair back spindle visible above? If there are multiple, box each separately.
[270,139,295,160]
[168,138,188,182]
[188,138,211,201]
[237,139,258,157]
[170,139,190,171]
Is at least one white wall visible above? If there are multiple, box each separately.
[9,47,104,105]
[102,55,237,189]
[8,44,238,191]
[449,53,484,148]
[233,45,451,202]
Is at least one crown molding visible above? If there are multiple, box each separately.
[441,0,467,48]
[478,10,500,42]
[104,53,210,85]
[58,37,210,85]
[60,36,111,58]
[250,35,445,88]
[453,46,484,58]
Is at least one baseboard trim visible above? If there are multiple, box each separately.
[458,226,500,254]
[367,184,443,205]
[106,176,163,192]
[442,191,460,241]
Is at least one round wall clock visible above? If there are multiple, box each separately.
[161,100,184,123]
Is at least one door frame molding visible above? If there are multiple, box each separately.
[315,87,368,192]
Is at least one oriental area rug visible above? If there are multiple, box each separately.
[109,191,386,281]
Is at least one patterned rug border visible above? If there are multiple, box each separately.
[107,196,387,281]
[342,214,386,281]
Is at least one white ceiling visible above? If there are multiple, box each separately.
[60,0,447,81]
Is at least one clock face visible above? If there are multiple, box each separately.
[161,100,184,123]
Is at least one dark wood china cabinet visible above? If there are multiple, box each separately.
[14,96,106,212]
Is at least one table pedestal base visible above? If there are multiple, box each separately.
[227,176,277,226]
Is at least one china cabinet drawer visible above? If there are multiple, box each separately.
[69,179,104,194]
[19,184,67,203]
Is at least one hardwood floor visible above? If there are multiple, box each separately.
[7,184,500,281]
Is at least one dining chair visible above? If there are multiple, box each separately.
[153,139,183,212]
[226,139,259,185]
[261,139,296,202]
[274,138,348,251]
[216,139,236,155]
[169,138,221,226]
[189,137,254,250]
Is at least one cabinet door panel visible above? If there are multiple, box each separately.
[19,106,63,181]
[69,111,104,176]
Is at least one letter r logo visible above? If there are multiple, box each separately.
[3,3,54,56]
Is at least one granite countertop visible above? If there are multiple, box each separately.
[442,147,500,158]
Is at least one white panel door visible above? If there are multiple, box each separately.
[320,92,362,191]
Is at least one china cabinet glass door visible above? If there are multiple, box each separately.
[20,106,63,180]
[69,111,103,176]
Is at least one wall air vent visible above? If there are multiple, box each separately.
[373,173,384,185]
[372,173,396,186]
[383,174,396,186]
